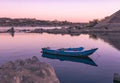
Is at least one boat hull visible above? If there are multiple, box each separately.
[42,48,98,57]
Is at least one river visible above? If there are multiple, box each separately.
[0,32,120,83]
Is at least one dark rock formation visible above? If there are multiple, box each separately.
[0,56,59,83]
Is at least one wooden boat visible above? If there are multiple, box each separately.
[42,53,97,66]
[42,47,98,57]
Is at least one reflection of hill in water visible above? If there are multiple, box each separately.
[89,33,120,50]
[42,53,97,67]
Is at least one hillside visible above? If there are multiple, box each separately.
[95,10,120,28]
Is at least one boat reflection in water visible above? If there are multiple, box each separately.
[42,53,97,67]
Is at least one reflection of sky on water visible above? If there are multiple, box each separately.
[0,33,120,83]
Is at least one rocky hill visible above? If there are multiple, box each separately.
[95,10,120,28]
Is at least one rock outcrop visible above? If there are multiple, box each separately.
[0,56,59,83]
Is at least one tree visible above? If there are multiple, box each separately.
[87,19,99,27]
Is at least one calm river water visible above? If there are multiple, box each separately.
[0,32,120,83]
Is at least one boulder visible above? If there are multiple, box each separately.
[0,56,59,83]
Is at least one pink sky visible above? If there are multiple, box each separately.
[0,0,120,22]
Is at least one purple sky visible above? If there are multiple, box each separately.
[0,0,120,22]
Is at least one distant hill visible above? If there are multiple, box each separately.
[0,18,84,27]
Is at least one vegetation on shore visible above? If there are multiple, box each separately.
[0,18,86,27]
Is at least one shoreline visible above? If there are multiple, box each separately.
[1,26,120,36]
